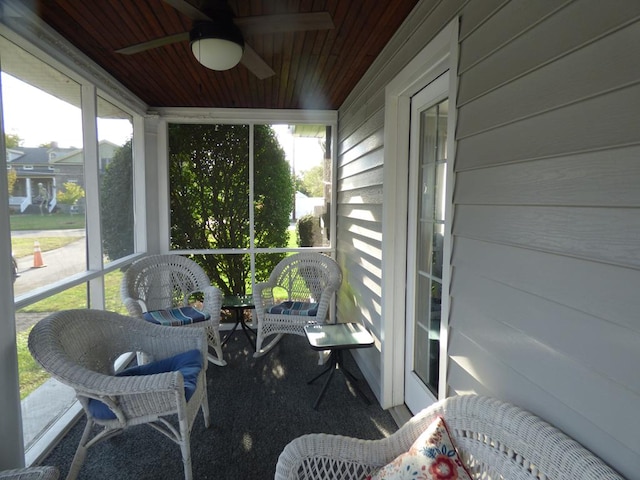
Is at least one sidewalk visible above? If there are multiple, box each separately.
[11,229,85,237]
[13,233,86,297]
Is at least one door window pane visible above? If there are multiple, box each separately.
[413,99,448,395]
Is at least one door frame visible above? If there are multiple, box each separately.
[381,18,459,409]
[405,74,451,413]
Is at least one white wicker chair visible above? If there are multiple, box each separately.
[121,254,225,366]
[28,309,210,480]
[253,252,342,358]
[275,395,623,480]
[0,467,59,480]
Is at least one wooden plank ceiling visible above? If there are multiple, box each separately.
[30,0,420,110]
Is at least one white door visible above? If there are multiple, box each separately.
[404,71,450,413]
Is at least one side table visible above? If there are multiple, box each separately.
[304,322,374,410]
[221,295,257,351]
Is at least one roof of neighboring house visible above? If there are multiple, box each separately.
[7,146,78,166]
[7,140,120,166]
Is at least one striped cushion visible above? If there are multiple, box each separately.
[143,306,210,326]
[267,301,318,316]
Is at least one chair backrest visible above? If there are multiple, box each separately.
[275,395,623,480]
[28,310,160,381]
[397,396,623,480]
[29,309,208,392]
[269,252,342,302]
[121,254,212,311]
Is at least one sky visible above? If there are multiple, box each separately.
[2,72,133,148]
[273,124,324,173]
[2,72,324,172]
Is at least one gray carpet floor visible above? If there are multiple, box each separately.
[42,330,398,479]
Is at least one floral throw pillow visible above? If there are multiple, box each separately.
[366,416,472,480]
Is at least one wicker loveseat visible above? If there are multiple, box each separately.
[275,395,623,480]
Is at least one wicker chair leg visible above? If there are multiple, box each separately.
[253,333,284,358]
[179,426,193,480]
[201,390,211,429]
[66,420,94,480]
[206,328,227,366]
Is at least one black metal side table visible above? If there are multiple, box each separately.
[221,295,257,351]
[304,322,374,409]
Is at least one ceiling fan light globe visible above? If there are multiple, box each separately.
[189,21,244,71]
[191,38,243,71]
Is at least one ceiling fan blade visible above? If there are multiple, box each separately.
[241,44,275,79]
[162,0,212,21]
[115,32,190,55]
[235,12,334,36]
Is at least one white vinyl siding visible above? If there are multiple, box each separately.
[337,0,640,477]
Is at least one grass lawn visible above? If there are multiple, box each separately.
[19,270,125,313]
[17,328,49,400]
[12,236,82,258]
[288,224,298,248]
[11,213,85,258]
[17,269,125,399]
[10,213,85,231]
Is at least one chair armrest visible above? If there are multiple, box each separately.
[275,433,402,480]
[130,320,208,359]
[76,370,197,425]
[199,285,223,325]
[0,466,60,480]
[253,282,275,312]
[275,402,444,480]
[54,363,185,398]
[122,296,144,318]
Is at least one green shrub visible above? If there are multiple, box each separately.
[297,214,317,247]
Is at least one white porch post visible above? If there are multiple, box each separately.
[0,68,25,470]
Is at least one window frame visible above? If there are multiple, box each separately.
[156,111,338,291]
[0,16,147,465]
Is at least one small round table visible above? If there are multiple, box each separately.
[221,295,257,351]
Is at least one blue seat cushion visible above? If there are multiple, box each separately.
[143,306,210,326]
[87,349,203,421]
[267,301,318,316]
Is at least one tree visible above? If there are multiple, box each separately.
[5,134,20,197]
[300,165,324,197]
[7,168,17,197]
[5,133,22,148]
[169,124,294,295]
[56,182,85,206]
[100,140,134,260]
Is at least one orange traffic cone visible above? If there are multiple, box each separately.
[32,240,47,268]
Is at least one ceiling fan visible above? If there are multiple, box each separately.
[115,0,334,79]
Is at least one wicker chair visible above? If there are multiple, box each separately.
[28,309,210,480]
[253,252,342,357]
[275,395,623,480]
[121,254,225,366]
[0,467,59,480]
